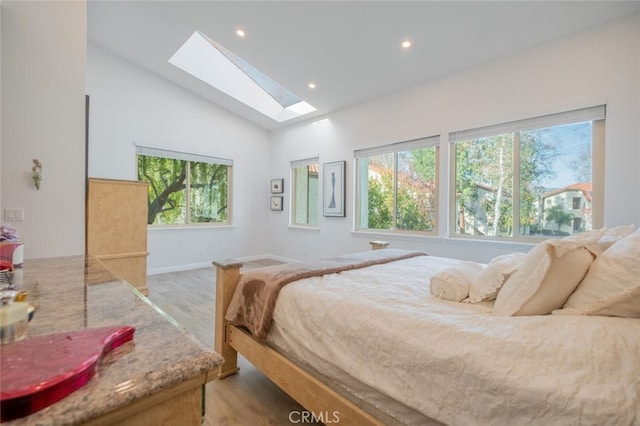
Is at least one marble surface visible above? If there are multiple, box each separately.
[3,256,223,425]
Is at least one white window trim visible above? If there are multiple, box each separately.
[135,144,233,166]
[354,135,439,158]
[448,105,605,143]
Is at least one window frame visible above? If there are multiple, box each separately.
[135,145,233,227]
[354,136,440,236]
[448,105,605,242]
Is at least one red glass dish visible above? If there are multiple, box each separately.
[0,325,135,421]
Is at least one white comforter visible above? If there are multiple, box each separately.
[267,255,640,425]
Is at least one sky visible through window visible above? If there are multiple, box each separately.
[169,31,315,123]
[209,37,302,108]
[538,122,591,189]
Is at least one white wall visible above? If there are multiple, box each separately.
[1,1,87,259]
[0,1,3,215]
[86,44,272,273]
[269,14,640,263]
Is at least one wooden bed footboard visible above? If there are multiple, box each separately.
[212,242,389,425]
[212,258,243,379]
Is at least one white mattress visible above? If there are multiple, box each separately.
[267,255,640,425]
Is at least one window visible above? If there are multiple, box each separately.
[451,105,604,239]
[355,136,439,233]
[291,157,319,226]
[572,197,581,210]
[136,146,232,226]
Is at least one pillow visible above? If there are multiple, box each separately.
[494,229,604,316]
[598,224,635,252]
[430,261,484,302]
[467,253,526,303]
[556,227,640,317]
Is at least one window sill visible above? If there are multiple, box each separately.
[443,236,536,251]
[351,230,442,243]
[351,231,541,252]
[288,225,320,233]
[148,224,235,231]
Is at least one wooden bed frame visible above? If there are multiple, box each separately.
[213,241,391,425]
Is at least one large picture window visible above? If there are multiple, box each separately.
[136,146,232,226]
[451,105,604,240]
[355,136,439,234]
[291,157,319,227]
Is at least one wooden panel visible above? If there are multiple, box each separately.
[96,255,149,295]
[87,178,149,294]
[87,178,148,255]
[229,326,384,426]
[85,374,207,426]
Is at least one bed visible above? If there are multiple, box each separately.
[213,229,640,425]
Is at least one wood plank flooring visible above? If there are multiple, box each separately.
[146,259,321,425]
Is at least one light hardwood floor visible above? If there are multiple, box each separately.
[146,259,321,425]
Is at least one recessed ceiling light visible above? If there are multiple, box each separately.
[308,82,316,89]
[236,29,245,38]
[401,40,411,49]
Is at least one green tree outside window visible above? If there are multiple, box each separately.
[137,154,230,225]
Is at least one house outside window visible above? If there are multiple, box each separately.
[136,146,232,226]
[451,105,604,240]
[355,136,439,234]
[291,157,319,227]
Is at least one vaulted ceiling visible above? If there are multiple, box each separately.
[88,1,640,130]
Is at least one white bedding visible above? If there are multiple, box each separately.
[267,255,640,425]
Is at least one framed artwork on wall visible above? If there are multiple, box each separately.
[270,196,283,211]
[323,161,346,217]
[271,178,284,194]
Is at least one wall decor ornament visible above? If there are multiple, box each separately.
[323,161,346,217]
[32,159,43,190]
[271,178,284,194]
[270,196,283,211]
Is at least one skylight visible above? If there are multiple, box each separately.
[169,31,316,123]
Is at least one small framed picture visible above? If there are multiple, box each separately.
[270,196,283,211]
[271,178,284,194]
[323,161,346,217]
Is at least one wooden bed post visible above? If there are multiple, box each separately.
[369,240,389,250]
[213,259,243,379]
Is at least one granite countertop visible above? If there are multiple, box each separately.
[4,256,223,425]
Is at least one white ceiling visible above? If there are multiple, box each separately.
[87,1,640,131]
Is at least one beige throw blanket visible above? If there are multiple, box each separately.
[226,249,427,339]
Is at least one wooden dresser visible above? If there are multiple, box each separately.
[86,178,149,295]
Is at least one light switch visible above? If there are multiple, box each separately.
[5,208,24,221]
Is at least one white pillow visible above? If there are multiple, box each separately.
[467,253,526,303]
[598,224,635,252]
[494,229,604,316]
[556,227,640,317]
[430,261,484,302]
